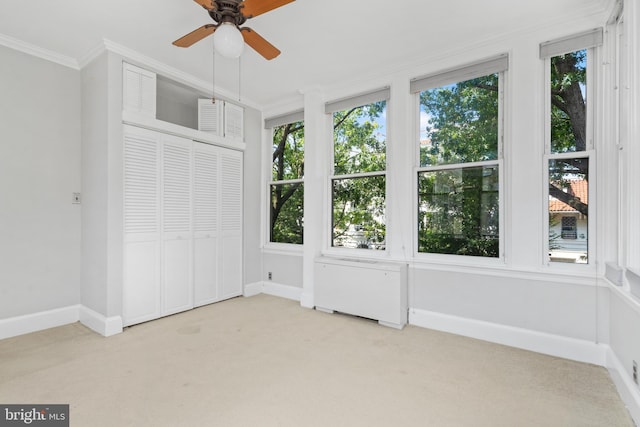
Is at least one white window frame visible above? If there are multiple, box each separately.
[264,111,305,251]
[325,88,390,256]
[541,30,601,269]
[411,57,507,265]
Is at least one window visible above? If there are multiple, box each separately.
[267,112,304,244]
[412,56,507,257]
[326,89,389,250]
[541,29,601,264]
[561,217,578,240]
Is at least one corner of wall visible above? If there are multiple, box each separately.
[607,347,640,426]
[79,305,123,337]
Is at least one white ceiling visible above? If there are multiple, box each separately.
[0,0,612,110]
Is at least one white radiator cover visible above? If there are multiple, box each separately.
[314,257,408,329]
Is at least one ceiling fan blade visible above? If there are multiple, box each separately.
[193,0,216,10]
[173,25,216,48]
[241,0,295,18]
[241,28,281,60]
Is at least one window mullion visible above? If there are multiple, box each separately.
[331,171,386,180]
[417,160,500,174]
[271,178,305,186]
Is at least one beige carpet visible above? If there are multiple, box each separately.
[0,294,634,426]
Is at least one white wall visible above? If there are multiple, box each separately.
[263,252,303,288]
[610,290,640,379]
[411,268,600,341]
[80,51,125,319]
[606,0,640,419]
[80,52,109,316]
[243,105,263,286]
[0,46,81,318]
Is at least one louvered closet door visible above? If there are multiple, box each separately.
[123,126,161,326]
[220,148,243,299]
[193,143,219,306]
[161,135,193,316]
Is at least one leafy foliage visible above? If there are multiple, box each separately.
[270,51,589,257]
[270,183,304,244]
[270,102,388,248]
[418,75,500,257]
[332,102,387,249]
[548,50,589,217]
[333,175,386,249]
[550,50,586,153]
[420,75,499,167]
[547,50,589,262]
[270,122,304,244]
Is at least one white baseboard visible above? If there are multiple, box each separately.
[409,308,608,366]
[79,306,123,337]
[607,347,640,425]
[0,305,124,340]
[262,281,303,301]
[300,292,314,309]
[0,305,80,340]
[243,282,263,297]
[243,281,304,302]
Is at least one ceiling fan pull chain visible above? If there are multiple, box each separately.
[238,55,242,103]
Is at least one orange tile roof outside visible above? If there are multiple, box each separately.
[549,179,588,212]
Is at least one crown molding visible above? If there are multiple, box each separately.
[1,34,264,111]
[77,40,108,69]
[0,33,79,70]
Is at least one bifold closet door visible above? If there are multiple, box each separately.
[161,135,194,316]
[123,126,161,326]
[193,143,219,306]
[123,125,243,325]
[220,148,243,299]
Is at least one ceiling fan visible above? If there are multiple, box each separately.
[173,0,295,60]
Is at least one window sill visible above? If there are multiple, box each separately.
[321,247,394,263]
[411,255,598,286]
[262,243,303,256]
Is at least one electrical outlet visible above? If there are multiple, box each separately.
[72,192,81,204]
[633,361,638,385]
[268,272,272,281]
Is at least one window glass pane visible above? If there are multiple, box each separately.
[420,74,499,167]
[272,121,304,181]
[333,101,386,175]
[418,166,499,257]
[332,176,385,250]
[548,158,588,263]
[271,120,304,245]
[270,183,304,244]
[550,49,587,153]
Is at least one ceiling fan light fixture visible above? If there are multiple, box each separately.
[213,22,244,58]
